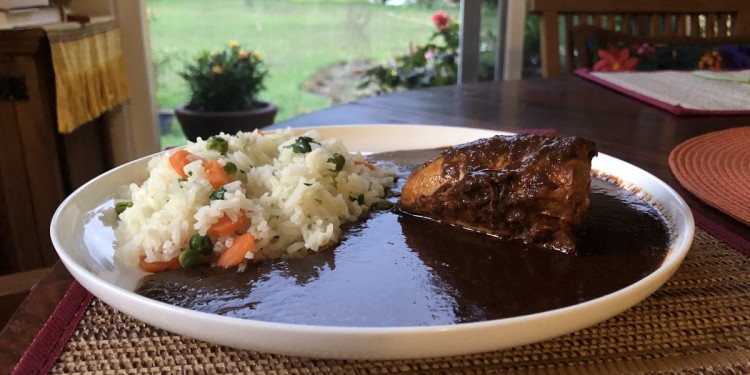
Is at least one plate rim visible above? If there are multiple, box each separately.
[50,123,695,359]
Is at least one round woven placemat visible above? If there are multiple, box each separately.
[669,127,750,226]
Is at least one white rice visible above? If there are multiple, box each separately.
[114,128,398,268]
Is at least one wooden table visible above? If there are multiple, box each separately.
[2,76,749,373]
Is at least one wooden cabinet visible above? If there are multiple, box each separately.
[0,28,111,275]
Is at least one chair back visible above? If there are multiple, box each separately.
[527,0,750,77]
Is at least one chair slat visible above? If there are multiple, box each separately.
[635,14,645,35]
[677,14,689,36]
[539,10,561,77]
[691,14,701,36]
[606,13,616,29]
[649,14,660,36]
[623,14,632,34]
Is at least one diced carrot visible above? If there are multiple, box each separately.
[217,233,256,268]
[139,254,181,272]
[169,149,197,178]
[354,160,376,170]
[204,160,231,189]
[207,211,249,238]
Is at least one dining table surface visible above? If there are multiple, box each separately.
[2,75,750,374]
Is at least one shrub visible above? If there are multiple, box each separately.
[180,41,269,111]
[358,10,494,95]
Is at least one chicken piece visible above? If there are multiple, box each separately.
[399,134,598,254]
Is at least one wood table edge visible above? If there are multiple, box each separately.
[0,262,74,374]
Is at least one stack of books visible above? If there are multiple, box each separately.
[0,0,63,30]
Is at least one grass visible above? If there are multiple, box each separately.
[148,0,498,148]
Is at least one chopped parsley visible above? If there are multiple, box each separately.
[328,153,345,172]
[286,136,319,154]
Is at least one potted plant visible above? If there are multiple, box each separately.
[175,40,277,141]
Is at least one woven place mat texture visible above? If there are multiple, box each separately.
[669,126,750,226]
[575,69,750,115]
[45,229,750,375]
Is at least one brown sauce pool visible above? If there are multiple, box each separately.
[135,149,671,327]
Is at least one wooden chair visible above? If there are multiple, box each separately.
[527,0,750,77]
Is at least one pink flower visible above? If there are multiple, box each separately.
[636,43,654,55]
[432,10,449,30]
[592,46,639,72]
[424,48,437,60]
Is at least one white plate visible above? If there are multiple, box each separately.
[51,124,694,359]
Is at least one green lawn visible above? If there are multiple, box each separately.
[148,0,501,148]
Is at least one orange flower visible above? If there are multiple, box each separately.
[698,51,723,71]
[592,46,639,72]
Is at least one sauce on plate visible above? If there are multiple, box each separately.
[135,149,670,327]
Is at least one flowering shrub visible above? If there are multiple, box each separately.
[180,40,268,111]
[358,11,492,95]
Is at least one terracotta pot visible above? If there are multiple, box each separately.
[175,100,278,142]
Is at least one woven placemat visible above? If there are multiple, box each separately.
[669,127,750,226]
[45,229,750,374]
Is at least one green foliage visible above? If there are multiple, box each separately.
[358,11,494,94]
[148,0,446,126]
[522,13,542,78]
[358,12,458,94]
[180,41,269,112]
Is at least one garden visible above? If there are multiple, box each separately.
[148,0,535,147]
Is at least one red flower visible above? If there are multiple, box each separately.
[432,10,449,30]
[592,46,639,72]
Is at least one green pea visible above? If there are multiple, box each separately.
[115,201,133,216]
[179,249,205,267]
[223,161,237,174]
[374,200,394,210]
[207,136,229,154]
[189,233,213,256]
[327,153,345,172]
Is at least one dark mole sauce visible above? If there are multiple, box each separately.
[135,149,671,327]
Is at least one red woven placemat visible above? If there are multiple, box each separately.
[669,127,750,226]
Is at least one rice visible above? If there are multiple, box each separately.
[114,128,398,269]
